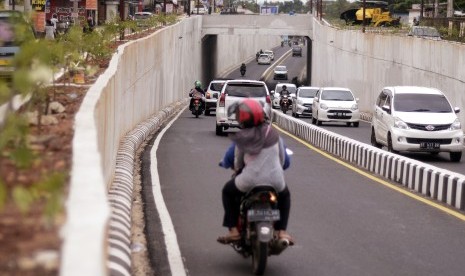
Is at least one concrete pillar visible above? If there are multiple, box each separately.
[106,1,120,21]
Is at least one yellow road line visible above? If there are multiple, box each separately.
[273,123,465,222]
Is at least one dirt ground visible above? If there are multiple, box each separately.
[0,27,161,275]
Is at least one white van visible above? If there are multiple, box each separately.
[371,86,464,162]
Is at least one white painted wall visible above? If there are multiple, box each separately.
[312,19,465,126]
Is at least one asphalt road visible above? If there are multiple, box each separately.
[142,43,465,275]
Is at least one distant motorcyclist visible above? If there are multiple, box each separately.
[189,80,205,111]
[279,85,292,106]
[240,63,246,76]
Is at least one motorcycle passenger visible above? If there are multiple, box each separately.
[189,80,205,111]
[279,85,292,107]
[217,99,294,245]
[240,63,246,76]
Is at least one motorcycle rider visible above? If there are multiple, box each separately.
[189,80,205,111]
[217,99,294,245]
[240,63,246,76]
[279,85,292,107]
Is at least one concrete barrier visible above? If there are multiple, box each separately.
[272,111,465,211]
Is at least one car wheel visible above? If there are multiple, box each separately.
[295,113,299,118]
[346,122,351,127]
[370,128,382,149]
[387,133,398,153]
[312,116,316,124]
[353,122,359,127]
[205,110,210,116]
[216,124,224,136]
[450,151,462,162]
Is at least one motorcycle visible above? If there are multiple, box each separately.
[280,95,290,114]
[228,186,290,275]
[240,68,246,76]
[191,91,204,118]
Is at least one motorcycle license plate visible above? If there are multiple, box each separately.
[247,209,280,222]
[420,142,440,149]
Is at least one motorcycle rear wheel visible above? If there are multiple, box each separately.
[252,239,268,275]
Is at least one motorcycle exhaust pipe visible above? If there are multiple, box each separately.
[269,237,289,255]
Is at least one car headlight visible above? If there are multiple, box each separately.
[320,103,328,110]
[393,117,409,129]
[351,104,358,111]
[450,118,462,130]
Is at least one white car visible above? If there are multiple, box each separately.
[257,54,271,65]
[271,83,296,109]
[205,79,229,116]
[263,50,274,60]
[273,65,288,80]
[291,86,319,117]
[371,86,463,162]
[311,87,360,127]
[191,4,207,14]
[215,80,272,135]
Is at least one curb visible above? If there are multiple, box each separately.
[107,99,188,276]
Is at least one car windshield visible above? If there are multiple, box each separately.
[299,88,318,98]
[321,90,354,101]
[210,82,224,91]
[394,93,452,113]
[226,83,267,97]
[275,66,286,71]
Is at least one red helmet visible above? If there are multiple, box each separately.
[229,99,265,128]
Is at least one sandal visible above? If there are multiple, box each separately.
[217,234,241,244]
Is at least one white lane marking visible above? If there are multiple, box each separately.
[150,106,188,276]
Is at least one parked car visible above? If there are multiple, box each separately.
[408,26,441,40]
[273,65,288,80]
[371,86,463,162]
[134,12,154,26]
[263,50,274,60]
[257,53,271,65]
[191,4,207,14]
[311,87,360,127]
[292,45,302,57]
[205,79,230,116]
[0,11,35,79]
[215,79,271,135]
[271,83,297,109]
[291,86,319,117]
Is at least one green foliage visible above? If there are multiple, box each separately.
[0,12,181,218]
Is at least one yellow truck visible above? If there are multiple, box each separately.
[340,1,400,27]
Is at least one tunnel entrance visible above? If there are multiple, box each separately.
[201,35,217,88]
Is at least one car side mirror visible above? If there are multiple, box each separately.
[454,107,460,114]
[381,105,391,114]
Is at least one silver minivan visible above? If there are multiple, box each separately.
[371,86,464,162]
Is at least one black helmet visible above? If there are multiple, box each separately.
[227,99,265,129]
[282,85,287,90]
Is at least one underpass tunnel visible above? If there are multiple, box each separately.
[201,35,217,88]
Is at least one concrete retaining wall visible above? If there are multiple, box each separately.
[312,19,465,125]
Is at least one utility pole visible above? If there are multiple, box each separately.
[362,0,366,33]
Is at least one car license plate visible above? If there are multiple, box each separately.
[247,209,280,222]
[420,142,440,149]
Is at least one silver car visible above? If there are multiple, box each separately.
[291,86,318,117]
[257,54,271,65]
[205,79,229,116]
